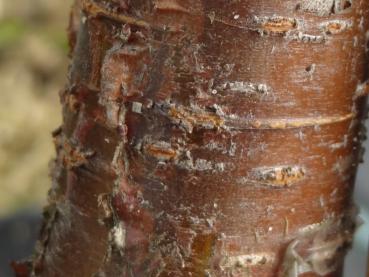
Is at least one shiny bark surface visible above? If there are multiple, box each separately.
[18,0,369,276]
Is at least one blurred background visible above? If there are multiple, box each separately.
[0,0,70,275]
[0,0,367,276]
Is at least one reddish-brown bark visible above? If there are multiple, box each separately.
[18,0,369,276]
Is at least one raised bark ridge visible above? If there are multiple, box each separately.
[15,0,369,276]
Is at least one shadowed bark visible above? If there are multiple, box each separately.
[15,0,369,276]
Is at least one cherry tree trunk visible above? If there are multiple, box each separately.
[16,0,369,276]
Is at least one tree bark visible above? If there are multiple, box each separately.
[16,0,369,276]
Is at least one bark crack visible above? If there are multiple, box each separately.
[80,0,151,29]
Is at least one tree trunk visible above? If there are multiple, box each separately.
[15,0,369,276]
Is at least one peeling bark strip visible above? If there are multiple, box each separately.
[20,0,369,276]
[297,0,353,16]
